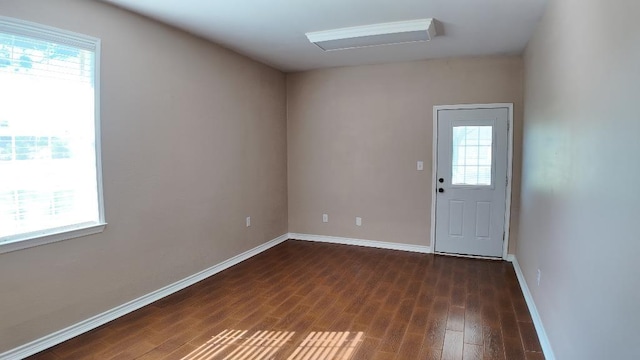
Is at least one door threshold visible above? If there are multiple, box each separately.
[433,251,504,261]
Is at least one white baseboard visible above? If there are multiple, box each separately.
[289,233,431,253]
[508,255,556,360]
[0,233,289,360]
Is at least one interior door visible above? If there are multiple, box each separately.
[434,108,509,257]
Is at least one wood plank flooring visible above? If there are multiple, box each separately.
[26,240,544,359]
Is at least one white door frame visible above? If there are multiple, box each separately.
[430,103,514,260]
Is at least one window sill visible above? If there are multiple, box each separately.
[0,222,107,254]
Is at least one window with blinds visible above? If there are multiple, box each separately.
[0,17,105,252]
[451,126,493,186]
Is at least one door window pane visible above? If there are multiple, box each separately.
[452,126,492,185]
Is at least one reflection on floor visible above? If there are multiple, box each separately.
[182,330,363,360]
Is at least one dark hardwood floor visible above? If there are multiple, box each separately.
[27,240,544,359]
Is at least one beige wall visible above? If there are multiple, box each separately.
[0,0,287,352]
[287,57,524,250]
[519,0,640,358]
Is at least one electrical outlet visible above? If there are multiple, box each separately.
[322,214,328,223]
[417,161,424,171]
[356,217,362,226]
[536,269,541,286]
[246,216,251,227]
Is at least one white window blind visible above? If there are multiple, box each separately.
[0,17,104,251]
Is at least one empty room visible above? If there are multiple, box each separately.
[0,0,638,359]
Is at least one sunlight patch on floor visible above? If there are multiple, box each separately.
[181,330,364,360]
[181,329,249,360]
[286,331,364,360]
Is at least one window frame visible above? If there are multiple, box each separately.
[448,119,498,190]
[0,16,106,254]
[450,124,495,187]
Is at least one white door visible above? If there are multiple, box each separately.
[434,107,509,257]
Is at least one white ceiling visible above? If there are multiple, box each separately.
[102,0,547,72]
